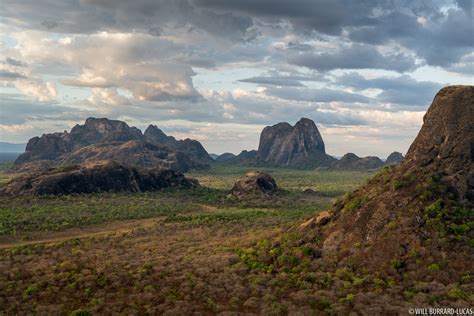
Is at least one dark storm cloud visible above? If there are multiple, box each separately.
[194,0,373,35]
[288,45,417,72]
[1,0,471,71]
[337,73,443,106]
[238,76,304,87]
[265,86,372,103]
[1,0,255,40]
[347,3,473,67]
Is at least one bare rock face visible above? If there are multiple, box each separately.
[257,118,335,168]
[62,141,184,170]
[331,153,385,170]
[385,151,404,165]
[0,160,199,195]
[230,171,278,198]
[14,118,211,172]
[404,85,474,202]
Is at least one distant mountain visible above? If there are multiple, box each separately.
[256,118,335,168]
[330,153,384,171]
[209,153,219,160]
[215,152,236,162]
[0,142,26,153]
[14,118,212,172]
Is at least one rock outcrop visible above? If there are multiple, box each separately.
[330,153,385,170]
[1,160,199,195]
[385,151,404,165]
[14,118,212,172]
[256,118,335,168]
[230,171,278,198]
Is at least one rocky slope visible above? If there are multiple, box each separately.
[256,118,335,168]
[302,85,473,265]
[14,118,212,172]
[1,160,199,195]
[241,86,473,313]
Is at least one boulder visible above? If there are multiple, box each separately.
[230,171,278,198]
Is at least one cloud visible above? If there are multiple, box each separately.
[1,0,255,41]
[0,94,77,124]
[337,73,443,106]
[3,57,28,67]
[0,70,27,80]
[14,80,58,102]
[347,4,473,67]
[265,86,372,103]
[14,31,202,101]
[238,76,304,86]
[288,44,418,72]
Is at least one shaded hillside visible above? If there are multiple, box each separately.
[257,118,335,168]
[1,160,199,195]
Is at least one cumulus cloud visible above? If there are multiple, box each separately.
[13,31,202,101]
[14,80,58,102]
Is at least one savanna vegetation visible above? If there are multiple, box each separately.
[0,165,376,314]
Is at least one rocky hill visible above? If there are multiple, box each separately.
[256,118,335,168]
[1,160,199,195]
[14,118,212,172]
[330,153,385,170]
[242,86,473,313]
[215,152,236,162]
[386,151,404,165]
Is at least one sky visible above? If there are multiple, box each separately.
[0,0,472,157]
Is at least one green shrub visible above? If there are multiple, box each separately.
[447,287,469,300]
[428,263,440,271]
[390,259,402,270]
